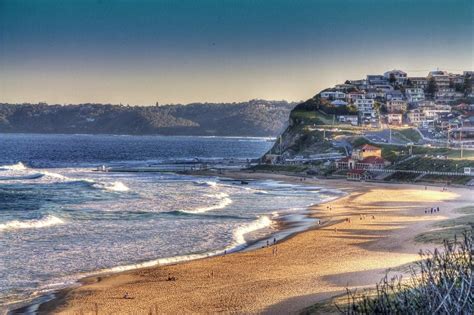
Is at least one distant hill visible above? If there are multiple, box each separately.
[0,100,297,136]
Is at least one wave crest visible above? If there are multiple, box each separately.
[1,162,28,171]
[92,181,130,192]
[0,215,65,232]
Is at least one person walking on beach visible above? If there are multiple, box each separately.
[273,237,276,244]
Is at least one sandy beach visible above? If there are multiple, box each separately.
[38,172,473,314]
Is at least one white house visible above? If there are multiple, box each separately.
[331,100,348,106]
[428,70,450,88]
[355,98,375,117]
[385,90,404,101]
[405,88,425,104]
[337,115,359,125]
[346,91,366,103]
[407,109,425,126]
[367,75,388,86]
[387,113,403,125]
[408,77,428,89]
[386,100,408,113]
[320,91,346,100]
[384,70,407,85]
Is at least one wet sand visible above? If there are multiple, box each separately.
[38,173,473,314]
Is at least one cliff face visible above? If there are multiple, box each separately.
[266,93,356,158]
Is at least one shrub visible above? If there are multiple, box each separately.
[340,231,473,314]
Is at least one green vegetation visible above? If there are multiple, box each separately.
[394,156,473,173]
[395,128,421,143]
[341,231,473,314]
[384,172,420,182]
[415,207,474,244]
[250,164,309,172]
[290,110,328,125]
[421,174,472,185]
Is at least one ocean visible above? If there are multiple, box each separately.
[0,134,341,309]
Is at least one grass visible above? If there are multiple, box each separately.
[250,164,309,173]
[393,156,473,173]
[290,110,327,125]
[415,206,474,244]
[395,128,422,143]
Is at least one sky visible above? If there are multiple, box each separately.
[0,0,473,105]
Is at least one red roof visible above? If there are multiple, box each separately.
[361,156,385,164]
[338,157,351,162]
[361,144,380,151]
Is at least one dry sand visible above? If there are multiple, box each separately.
[39,173,473,314]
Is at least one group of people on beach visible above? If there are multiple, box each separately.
[265,238,278,256]
[425,207,441,214]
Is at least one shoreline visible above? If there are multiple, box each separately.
[12,171,474,314]
[6,171,342,314]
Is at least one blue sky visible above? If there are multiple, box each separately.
[0,0,473,104]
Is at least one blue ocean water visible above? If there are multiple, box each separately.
[0,134,340,308]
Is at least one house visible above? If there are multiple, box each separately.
[435,89,464,102]
[428,70,450,88]
[387,113,403,125]
[450,74,465,86]
[320,91,346,100]
[372,84,394,92]
[385,90,404,101]
[331,100,348,107]
[337,115,358,125]
[408,77,428,89]
[334,83,356,92]
[336,144,390,174]
[384,70,407,85]
[423,108,451,120]
[367,75,388,86]
[365,88,385,99]
[407,109,425,126]
[347,169,372,181]
[386,100,408,113]
[346,91,366,103]
[355,99,375,117]
[352,144,382,160]
[405,88,425,104]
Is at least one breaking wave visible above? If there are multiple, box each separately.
[98,215,274,274]
[91,181,130,192]
[0,162,28,171]
[180,192,232,214]
[232,215,272,245]
[0,215,65,232]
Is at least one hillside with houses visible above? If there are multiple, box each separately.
[262,69,474,185]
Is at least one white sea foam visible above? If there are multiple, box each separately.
[0,215,65,232]
[99,215,274,274]
[232,215,272,245]
[92,181,130,192]
[1,162,28,171]
[194,180,218,187]
[182,192,232,213]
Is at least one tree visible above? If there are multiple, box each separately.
[463,76,472,96]
[426,77,438,99]
[388,73,397,85]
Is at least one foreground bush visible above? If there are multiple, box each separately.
[340,231,473,314]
